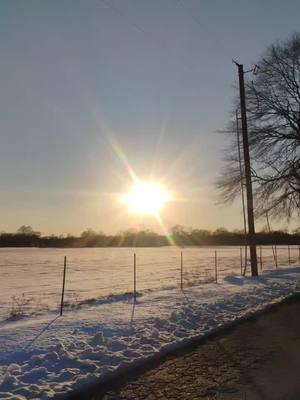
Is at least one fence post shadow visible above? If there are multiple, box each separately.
[130,301,136,325]
[23,315,60,351]
[181,289,193,307]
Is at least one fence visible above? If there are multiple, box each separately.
[1,245,299,318]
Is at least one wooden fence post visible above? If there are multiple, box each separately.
[60,256,67,316]
[133,253,137,302]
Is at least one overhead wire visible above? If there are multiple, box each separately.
[98,0,196,74]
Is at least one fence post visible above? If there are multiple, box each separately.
[260,247,263,271]
[299,245,300,261]
[275,246,278,269]
[180,251,183,290]
[288,245,291,264]
[240,247,243,276]
[60,256,67,316]
[133,253,137,302]
[215,250,218,283]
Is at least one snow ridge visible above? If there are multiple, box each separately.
[0,268,299,399]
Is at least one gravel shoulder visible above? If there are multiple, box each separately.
[85,296,300,400]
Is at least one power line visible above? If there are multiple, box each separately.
[100,0,150,36]
[174,0,205,31]
[99,0,196,74]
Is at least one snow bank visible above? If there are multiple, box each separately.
[0,267,299,399]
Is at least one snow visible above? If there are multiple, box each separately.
[0,247,299,399]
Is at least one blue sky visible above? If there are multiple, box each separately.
[0,0,299,235]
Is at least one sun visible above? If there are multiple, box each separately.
[122,181,170,215]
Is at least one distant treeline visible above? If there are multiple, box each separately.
[0,225,300,247]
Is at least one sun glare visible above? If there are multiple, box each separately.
[122,181,170,215]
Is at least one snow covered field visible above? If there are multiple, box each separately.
[0,247,299,399]
[0,246,298,321]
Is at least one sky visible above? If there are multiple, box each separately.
[0,0,299,235]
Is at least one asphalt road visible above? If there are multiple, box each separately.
[77,296,300,400]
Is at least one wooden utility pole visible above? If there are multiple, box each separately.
[234,61,258,277]
[236,110,248,275]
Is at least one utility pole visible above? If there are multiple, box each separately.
[233,61,258,277]
[236,110,248,275]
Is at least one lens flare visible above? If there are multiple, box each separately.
[122,181,170,215]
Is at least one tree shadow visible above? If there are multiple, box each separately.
[224,267,300,287]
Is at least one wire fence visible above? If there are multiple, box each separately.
[1,245,299,318]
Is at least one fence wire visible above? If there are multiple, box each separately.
[1,246,299,319]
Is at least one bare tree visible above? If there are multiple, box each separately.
[17,226,41,236]
[218,34,300,221]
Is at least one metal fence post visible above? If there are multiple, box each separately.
[60,256,67,316]
[240,247,243,275]
[180,251,183,290]
[215,250,218,283]
[133,253,137,302]
[275,246,278,269]
[133,253,136,302]
[288,245,291,264]
[260,247,263,271]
